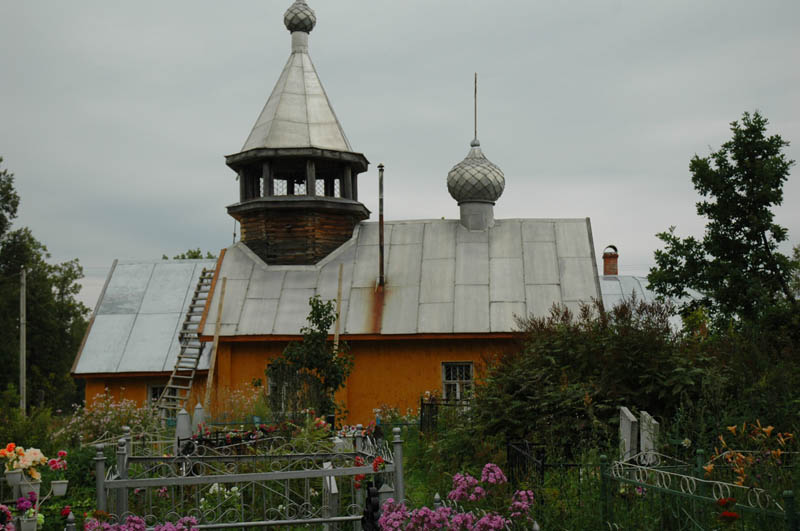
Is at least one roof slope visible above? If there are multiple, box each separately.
[73,260,216,375]
[201,218,602,337]
[240,46,352,152]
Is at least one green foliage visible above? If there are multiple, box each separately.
[648,111,797,329]
[0,385,69,455]
[265,295,352,419]
[162,248,217,260]
[473,298,698,452]
[0,157,20,238]
[0,158,89,410]
[55,391,162,445]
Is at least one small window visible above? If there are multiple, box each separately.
[148,384,175,405]
[442,362,473,401]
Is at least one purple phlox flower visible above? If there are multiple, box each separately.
[468,486,487,502]
[407,506,452,529]
[123,515,147,531]
[473,513,510,531]
[378,498,410,529]
[447,473,480,502]
[480,463,508,485]
[449,511,476,530]
[509,489,534,518]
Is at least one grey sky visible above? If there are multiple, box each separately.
[2,1,799,308]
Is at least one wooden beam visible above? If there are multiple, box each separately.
[203,276,227,412]
[333,263,343,353]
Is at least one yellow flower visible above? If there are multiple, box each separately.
[702,463,714,476]
[772,449,783,459]
[727,425,737,436]
[28,468,41,480]
[763,425,774,437]
[734,475,746,486]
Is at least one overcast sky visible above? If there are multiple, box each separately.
[2,1,799,309]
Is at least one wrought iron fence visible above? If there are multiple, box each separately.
[506,442,798,530]
[93,427,405,529]
[419,397,471,434]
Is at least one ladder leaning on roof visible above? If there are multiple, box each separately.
[156,266,215,416]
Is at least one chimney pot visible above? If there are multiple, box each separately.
[603,245,619,276]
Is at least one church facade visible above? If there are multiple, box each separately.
[72,0,601,424]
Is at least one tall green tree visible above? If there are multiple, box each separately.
[0,157,89,409]
[648,111,797,327]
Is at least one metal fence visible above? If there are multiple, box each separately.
[93,427,406,529]
[507,442,798,530]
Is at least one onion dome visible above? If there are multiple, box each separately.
[284,0,316,33]
[447,138,505,204]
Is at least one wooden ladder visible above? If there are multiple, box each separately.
[156,266,215,416]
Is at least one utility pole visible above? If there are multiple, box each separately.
[20,267,26,413]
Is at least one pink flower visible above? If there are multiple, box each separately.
[480,463,508,485]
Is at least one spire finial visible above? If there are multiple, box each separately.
[474,72,478,143]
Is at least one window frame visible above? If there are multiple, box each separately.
[441,362,473,401]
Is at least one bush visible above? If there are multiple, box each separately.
[56,391,161,445]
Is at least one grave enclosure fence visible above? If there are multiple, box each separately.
[92,426,405,529]
[506,441,798,530]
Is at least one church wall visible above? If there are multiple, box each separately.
[79,336,519,427]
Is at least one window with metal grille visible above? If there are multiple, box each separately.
[148,384,174,404]
[315,180,326,196]
[333,179,341,197]
[273,179,288,196]
[442,362,472,400]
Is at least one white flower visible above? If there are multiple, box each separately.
[681,438,692,448]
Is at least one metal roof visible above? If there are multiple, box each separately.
[239,27,352,153]
[73,259,216,375]
[201,218,602,337]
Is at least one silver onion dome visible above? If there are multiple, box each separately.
[447,138,505,203]
[284,0,316,33]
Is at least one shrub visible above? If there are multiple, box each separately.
[56,391,161,444]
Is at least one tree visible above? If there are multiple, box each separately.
[162,248,217,260]
[265,295,352,420]
[648,111,797,327]
[791,244,800,297]
[0,158,89,409]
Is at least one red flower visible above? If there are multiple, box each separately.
[717,497,736,509]
[58,450,67,458]
[719,511,740,523]
[61,506,71,517]
[372,456,385,472]
[354,456,365,467]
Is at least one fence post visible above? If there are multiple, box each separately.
[65,510,76,531]
[175,408,191,455]
[95,445,106,512]
[785,491,797,531]
[116,438,129,517]
[193,403,205,431]
[600,454,609,527]
[433,492,442,509]
[392,427,404,504]
[122,425,132,457]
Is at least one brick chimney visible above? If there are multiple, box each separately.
[603,245,619,276]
